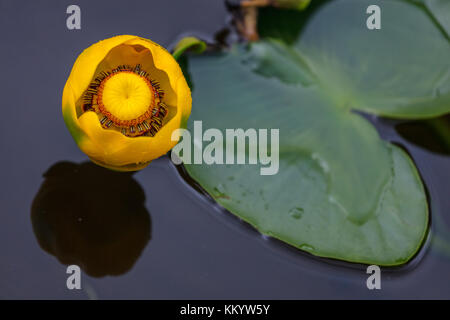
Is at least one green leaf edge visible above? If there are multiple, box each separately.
[172,37,207,61]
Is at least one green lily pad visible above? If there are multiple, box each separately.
[180,0,449,265]
[296,0,450,119]
[412,0,450,37]
[426,0,450,37]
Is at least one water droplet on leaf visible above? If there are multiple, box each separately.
[299,244,314,252]
[289,207,304,219]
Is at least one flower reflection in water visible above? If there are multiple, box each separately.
[31,161,151,277]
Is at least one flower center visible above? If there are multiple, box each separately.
[82,64,167,137]
[100,72,153,121]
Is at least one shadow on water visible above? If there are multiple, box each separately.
[396,115,450,155]
[31,161,151,278]
[393,115,450,259]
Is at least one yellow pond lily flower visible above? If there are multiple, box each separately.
[62,35,192,171]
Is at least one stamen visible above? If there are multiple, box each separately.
[82,64,169,137]
[143,121,150,131]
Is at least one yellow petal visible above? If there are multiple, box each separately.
[66,35,136,102]
[77,109,181,168]
[123,37,191,119]
[62,81,88,145]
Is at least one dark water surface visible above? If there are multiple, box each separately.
[1,0,450,299]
